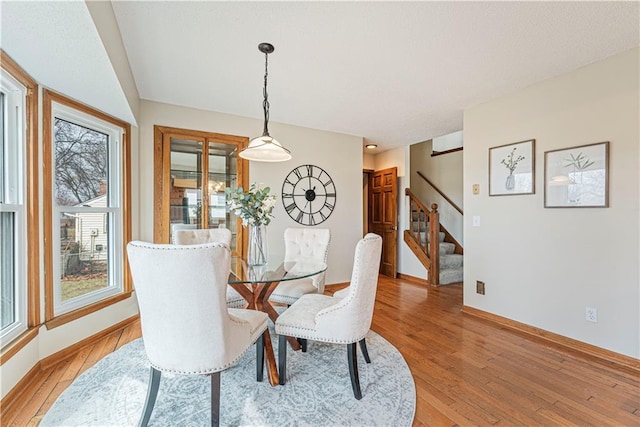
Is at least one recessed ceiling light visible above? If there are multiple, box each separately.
[365,144,377,149]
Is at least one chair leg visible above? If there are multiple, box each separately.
[347,343,362,400]
[278,334,287,385]
[210,372,221,427]
[297,337,308,352]
[359,338,371,364]
[256,331,265,382]
[138,367,161,427]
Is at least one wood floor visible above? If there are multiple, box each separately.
[2,275,639,426]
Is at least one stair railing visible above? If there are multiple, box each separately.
[416,171,464,255]
[416,171,463,215]
[405,188,440,286]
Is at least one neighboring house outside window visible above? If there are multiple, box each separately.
[44,90,131,328]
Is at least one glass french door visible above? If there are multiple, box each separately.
[153,126,248,256]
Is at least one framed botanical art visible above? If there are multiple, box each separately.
[489,139,535,196]
[544,141,609,208]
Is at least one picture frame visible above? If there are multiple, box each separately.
[489,139,535,196]
[544,141,609,208]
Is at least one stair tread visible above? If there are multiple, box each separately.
[440,254,463,269]
[439,268,463,285]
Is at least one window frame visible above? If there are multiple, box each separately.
[1,69,27,344]
[43,89,131,329]
[0,50,39,359]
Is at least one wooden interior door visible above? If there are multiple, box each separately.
[369,167,398,278]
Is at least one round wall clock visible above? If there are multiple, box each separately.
[281,164,337,225]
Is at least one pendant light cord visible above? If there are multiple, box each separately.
[262,51,270,136]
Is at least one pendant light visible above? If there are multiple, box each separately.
[240,42,292,162]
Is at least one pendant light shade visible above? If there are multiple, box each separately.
[242,135,291,162]
[240,42,292,162]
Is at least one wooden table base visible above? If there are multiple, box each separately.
[230,280,301,386]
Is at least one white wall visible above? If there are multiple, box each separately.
[433,130,463,151]
[464,48,639,358]
[374,147,426,279]
[138,100,363,285]
[363,153,375,170]
[410,139,464,244]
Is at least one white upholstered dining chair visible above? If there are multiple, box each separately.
[127,241,269,426]
[170,223,196,243]
[173,228,245,309]
[173,227,231,246]
[269,228,331,305]
[275,233,382,399]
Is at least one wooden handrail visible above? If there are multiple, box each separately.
[431,147,463,157]
[405,188,432,215]
[416,171,463,215]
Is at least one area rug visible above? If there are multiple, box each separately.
[41,330,415,426]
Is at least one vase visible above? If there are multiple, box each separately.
[247,224,268,266]
[505,172,515,191]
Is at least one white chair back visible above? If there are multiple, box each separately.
[127,241,253,374]
[174,228,232,247]
[314,233,382,341]
[284,227,330,261]
[284,227,330,291]
[170,223,197,243]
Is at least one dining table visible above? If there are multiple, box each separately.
[228,257,327,386]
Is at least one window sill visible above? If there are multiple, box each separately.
[45,291,133,330]
[0,327,39,365]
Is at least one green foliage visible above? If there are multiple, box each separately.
[225,183,276,226]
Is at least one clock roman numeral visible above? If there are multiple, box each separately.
[305,164,314,177]
[309,213,316,225]
[285,203,297,214]
[293,168,303,180]
[282,192,294,198]
[319,210,327,221]
[296,210,304,223]
[324,201,334,210]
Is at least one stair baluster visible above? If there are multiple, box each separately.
[428,204,439,287]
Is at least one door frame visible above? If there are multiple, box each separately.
[366,167,398,278]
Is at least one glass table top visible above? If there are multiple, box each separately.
[228,257,327,284]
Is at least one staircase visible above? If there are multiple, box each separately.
[404,188,463,286]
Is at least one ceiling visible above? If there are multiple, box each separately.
[3,2,639,153]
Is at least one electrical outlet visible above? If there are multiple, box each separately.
[472,184,480,195]
[586,307,597,323]
[476,280,485,295]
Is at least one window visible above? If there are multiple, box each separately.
[44,90,131,327]
[0,51,38,350]
[0,71,27,345]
